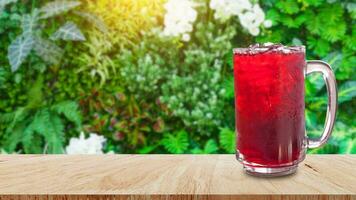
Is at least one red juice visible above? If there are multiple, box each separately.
[234,44,306,167]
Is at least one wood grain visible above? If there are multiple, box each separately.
[0,155,354,200]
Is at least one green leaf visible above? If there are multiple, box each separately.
[23,134,43,154]
[338,81,356,103]
[323,51,343,70]
[33,37,63,65]
[266,9,280,24]
[39,0,81,19]
[305,11,323,35]
[7,107,29,131]
[3,121,26,153]
[343,35,356,52]
[280,14,306,28]
[319,4,343,24]
[22,122,36,153]
[74,11,108,34]
[280,15,297,28]
[337,55,355,80]
[190,147,204,154]
[32,109,64,154]
[50,21,85,41]
[339,138,356,154]
[46,114,65,154]
[138,145,158,154]
[161,130,189,154]
[21,10,39,36]
[276,0,300,14]
[321,20,346,42]
[203,139,218,154]
[219,128,235,153]
[305,109,317,129]
[307,37,330,57]
[224,76,234,99]
[7,34,34,72]
[52,100,82,128]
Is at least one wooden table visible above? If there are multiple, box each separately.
[0,155,354,200]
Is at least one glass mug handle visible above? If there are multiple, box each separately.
[305,61,338,148]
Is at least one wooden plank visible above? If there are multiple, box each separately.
[0,155,354,200]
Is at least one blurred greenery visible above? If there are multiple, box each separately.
[0,0,354,154]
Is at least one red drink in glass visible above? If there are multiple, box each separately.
[233,44,337,177]
[234,44,307,175]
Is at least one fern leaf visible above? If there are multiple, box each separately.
[33,109,64,154]
[219,128,235,153]
[7,34,34,72]
[33,37,63,65]
[50,21,85,41]
[22,122,36,153]
[3,121,27,153]
[52,100,82,128]
[8,107,29,132]
[74,11,108,33]
[31,109,50,135]
[23,134,43,154]
[46,114,65,153]
[203,139,218,154]
[39,0,81,19]
[162,130,189,154]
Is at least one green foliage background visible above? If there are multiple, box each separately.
[0,0,355,154]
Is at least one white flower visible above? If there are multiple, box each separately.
[66,132,107,154]
[210,0,252,21]
[248,26,260,36]
[263,19,272,28]
[182,33,191,42]
[252,4,265,26]
[209,0,269,36]
[163,0,197,40]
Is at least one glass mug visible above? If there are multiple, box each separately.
[233,44,337,177]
